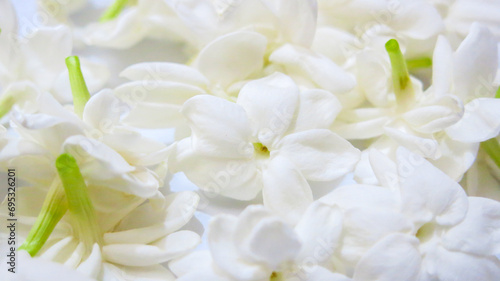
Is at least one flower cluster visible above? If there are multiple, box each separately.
[1,0,500,280]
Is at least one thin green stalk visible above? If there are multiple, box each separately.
[66,56,90,118]
[56,154,102,257]
[100,0,129,22]
[19,180,68,256]
[406,57,432,69]
[385,39,415,109]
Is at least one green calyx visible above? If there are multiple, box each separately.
[481,91,500,169]
[481,138,500,169]
[19,180,68,256]
[385,39,415,109]
[66,56,90,118]
[100,0,129,22]
[0,95,15,119]
[406,57,432,70]
[56,153,103,256]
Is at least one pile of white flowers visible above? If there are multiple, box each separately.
[1,0,500,280]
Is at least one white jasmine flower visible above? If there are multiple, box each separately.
[336,23,499,180]
[169,73,359,223]
[430,0,500,46]
[330,147,500,280]
[170,202,345,281]
[8,77,165,196]
[114,30,269,135]
[111,0,353,134]
[0,0,108,116]
[83,0,200,49]
[115,31,353,137]
[83,0,318,50]
[316,0,444,57]
[1,153,200,280]
[360,148,500,280]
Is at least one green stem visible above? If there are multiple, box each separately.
[385,39,415,109]
[56,154,102,257]
[100,0,129,22]
[406,57,432,69]
[481,138,500,169]
[495,85,500,99]
[19,180,68,256]
[66,56,90,118]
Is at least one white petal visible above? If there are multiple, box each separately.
[63,136,159,198]
[105,192,199,244]
[396,147,468,227]
[9,251,96,281]
[115,80,205,129]
[208,215,269,280]
[120,62,209,88]
[288,88,342,133]
[353,234,421,281]
[295,202,343,262]
[262,155,313,224]
[442,197,500,256]
[101,129,168,166]
[84,8,147,48]
[403,95,463,134]
[12,111,83,156]
[77,244,102,279]
[355,49,392,107]
[420,246,500,281]
[332,117,390,140]
[82,90,121,130]
[391,1,444,40]
[312,27,358,66]
[181,95,253,158]
[430,136,478,181]
[102,263,175,281]
[300,267,352,281]
[168,251,212,278]
[320,184,399,212]
[194,31,267,88]
[170,138,263,201]
[8,155,56,187]
[237,73,299,146]
[384,127,441,159]
[368,148,399,190]
[269,44,356,95]
[277,129,360,181]
[0,0,16,78]
[87,184,145,233]
[432,36,453,96]
[263,0,317,46]
[103,231,200,266]
[22,25,72,90]
[243,216,301,269]
[446,98,500,142]
[453,23,498,100]
[0,0,16,40]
